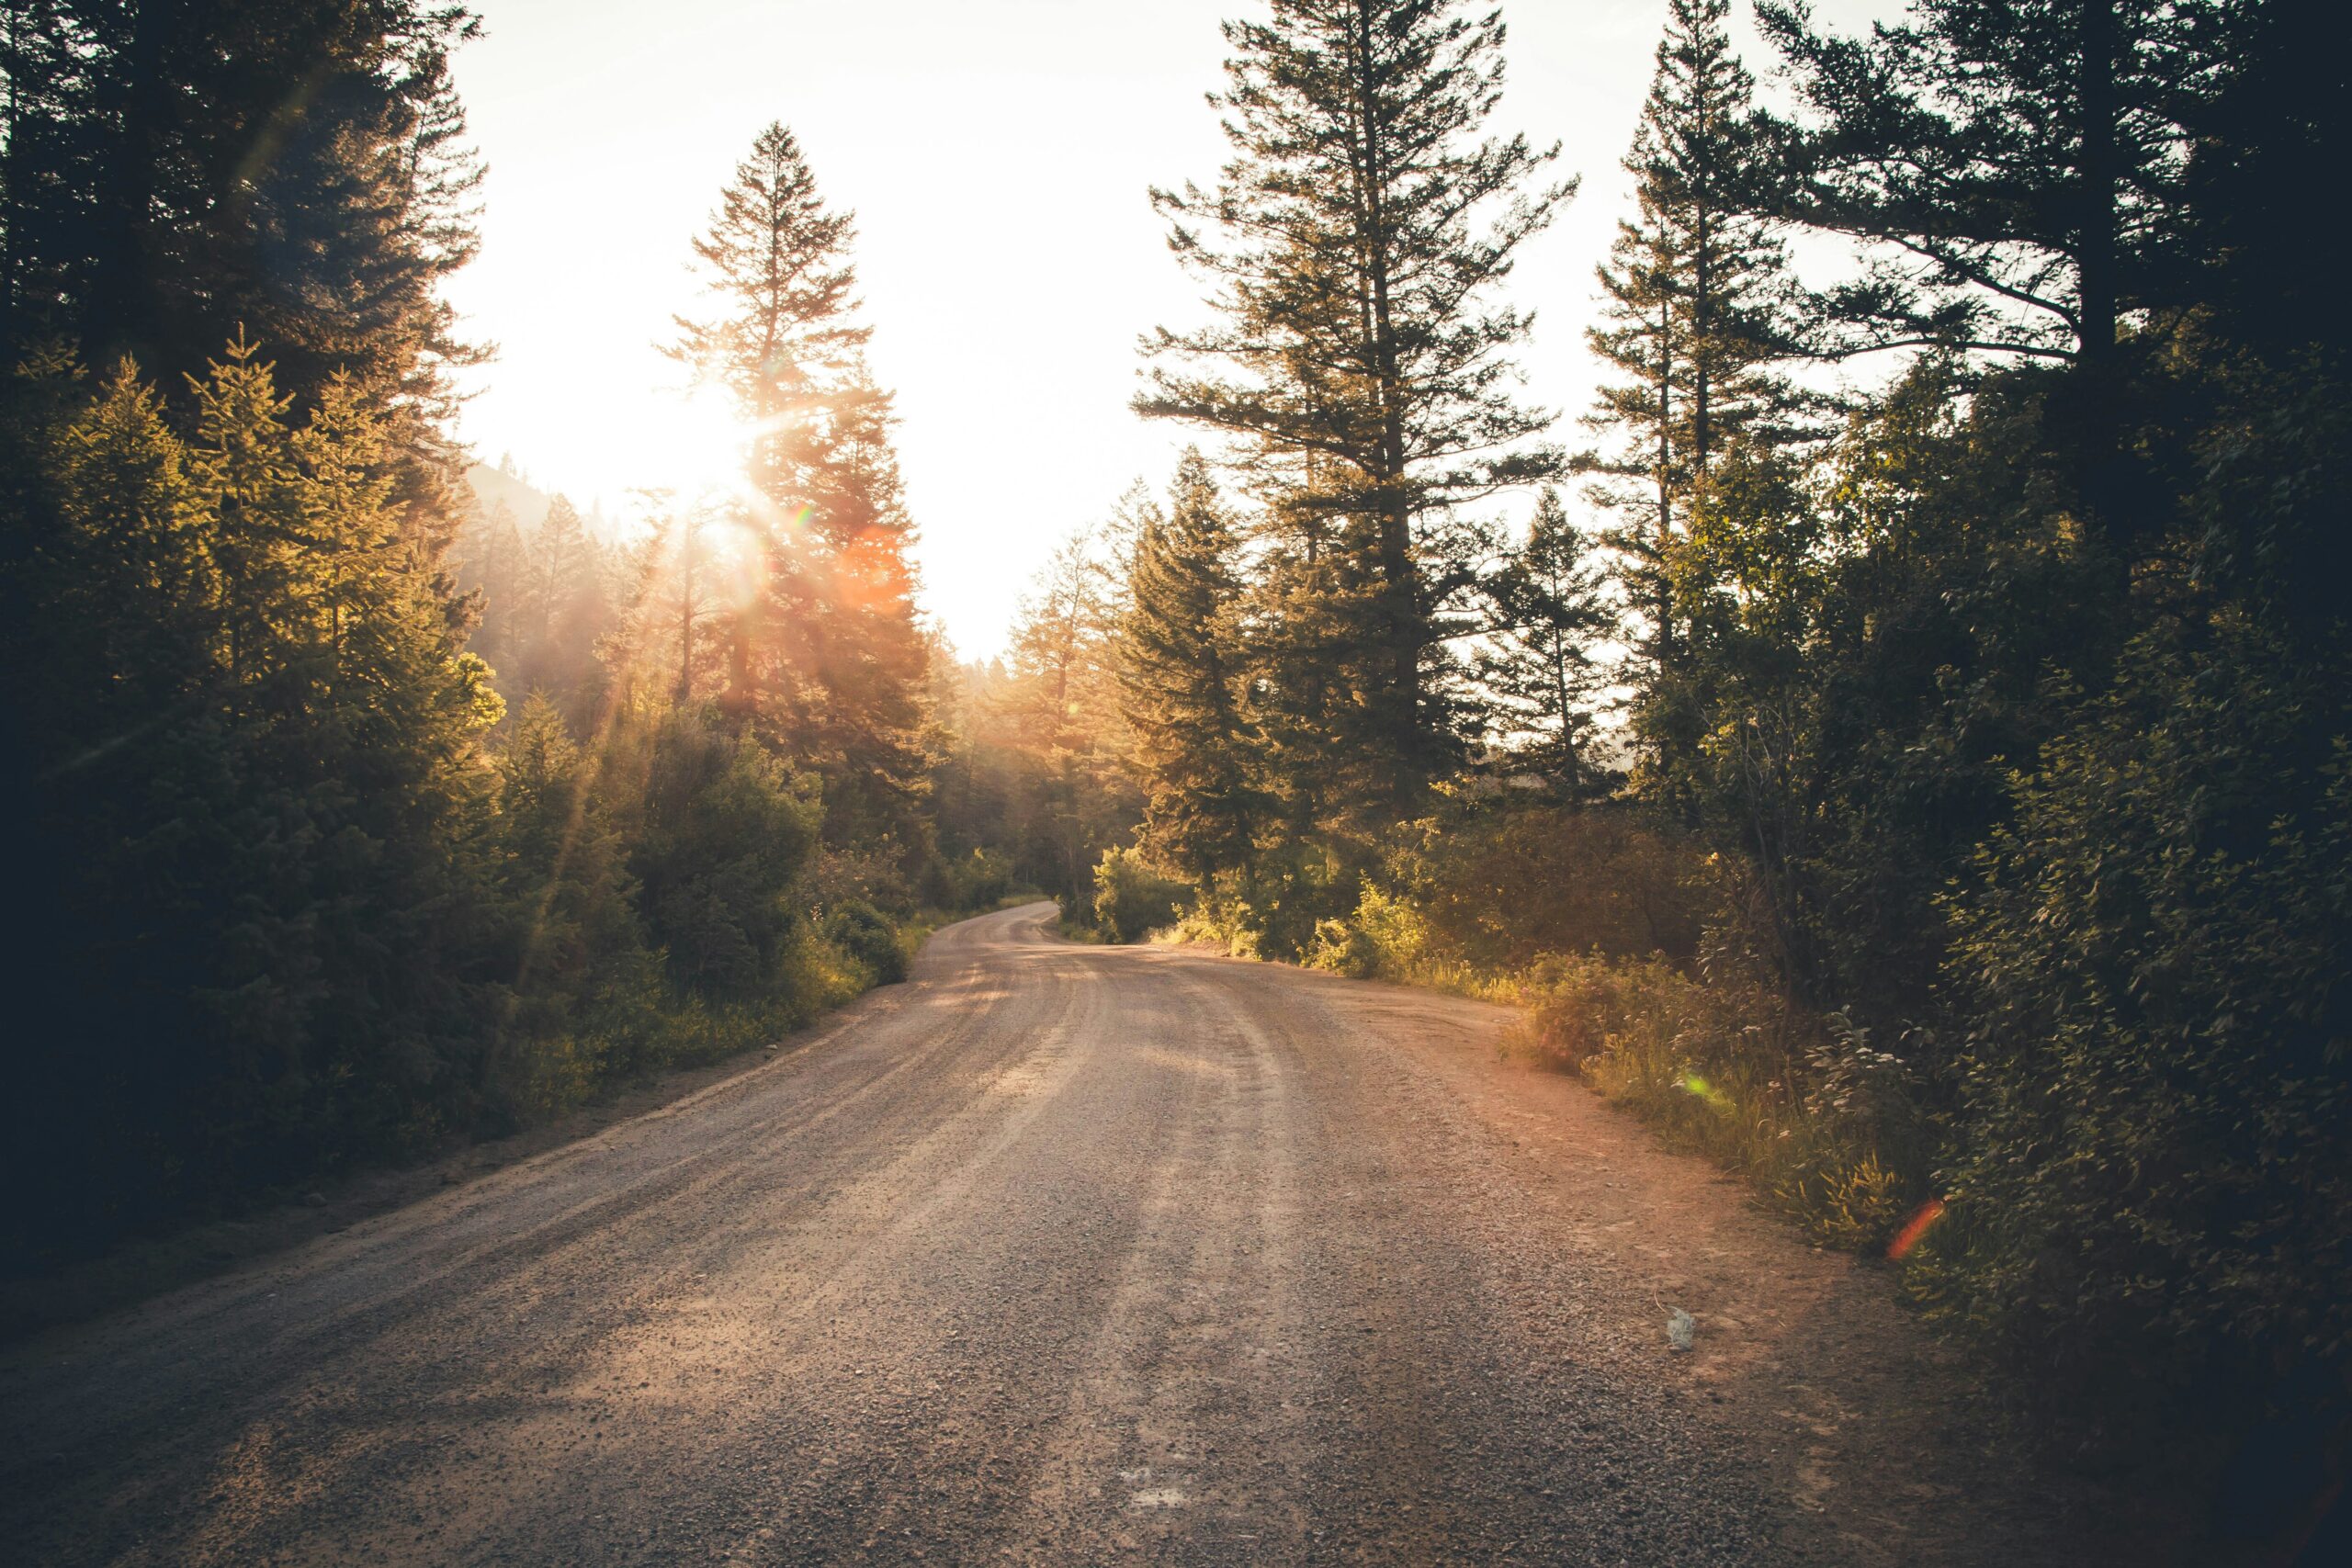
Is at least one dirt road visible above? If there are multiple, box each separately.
[0,904,2150,1564]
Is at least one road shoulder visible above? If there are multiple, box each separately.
[0,931,960,1348]
[1148,945,2210,1565]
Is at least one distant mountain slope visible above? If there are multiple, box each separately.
[463,461,553,533]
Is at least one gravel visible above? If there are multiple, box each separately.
[0,904,2170,1565]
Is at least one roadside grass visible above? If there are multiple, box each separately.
[0,898,1010,1345]
[1506,952,1925,1250]
[1169,883,1926,1254]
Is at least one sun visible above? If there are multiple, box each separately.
[637,386,759,500]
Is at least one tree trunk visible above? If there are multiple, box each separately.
[2075,0,2120,529]
[1655,290,1676,674]
[676,513,699,704]
[1351,3,1424,809]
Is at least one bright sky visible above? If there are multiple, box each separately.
[444,0,1889,657]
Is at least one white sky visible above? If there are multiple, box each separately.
[444,0,1891,657]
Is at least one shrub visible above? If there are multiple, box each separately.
[804,844,916,920]
[947,847,1012,909]
[1209,838,1356,960]
[1304,917,1380,977]
[626,708,821,1000]
[1305,886,1430,978]
[1512,951,1921,1248]
[1167,899,1260,957]
[824,898,907,984]
[1924,617,2352,1402]
[1090,845,1189,943]
[1392,804,1717,969]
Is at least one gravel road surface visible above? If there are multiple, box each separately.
[0,903,2154,1565]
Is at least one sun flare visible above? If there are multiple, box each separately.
[637,388,760,500]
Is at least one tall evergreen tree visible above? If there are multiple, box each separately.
[6,342,507,1248]
[1120,451,1265,886]
[20,358,220,749]
[669,122,865,448]
[668,120,857,718]
[780,365,931,845]
[1478,487,1611,795]
[512,493,612,723]
[457,494,527,676]
[1140,0,1573,819]
[1757,0,2232,527]
[1758,0,2211,367]
[1001,523,1136,898]
[629,494,721,709]
[669,122,929,844]
[1584,0,1804,691]
[0,2,486,530]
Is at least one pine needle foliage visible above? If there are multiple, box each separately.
[1476,487,1612,797]
[1119,450,1267,885]
[1139,0,1575,817]
[668,123,867,434]
[1583,0,1808,688]
[668,123,929,844]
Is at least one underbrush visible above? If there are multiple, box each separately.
[491,921,877,1125]
[1507,952,1926,1249]
[1182,805,1932,1252]
[1299,886,1518,1002]
[1063,844,1188,943]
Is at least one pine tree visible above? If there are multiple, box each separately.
[782,365,932,845]
[669,122,865,446]
[665,124,854,722]
[1585,0,1804,688]
[1140,0,1573,818]
[668,122,930,845]
[21,358,221,743]
[295,372,431,701]
[1120,451,1265,885]
[188,332,311,692]
[457,494,526,676]
[509,493,612,723]
[628,494,720,709]
[1478,488,1611,795]
[1759,0,2213,367]
[1757,0,2234,527]
[5,341,507,1247]
[0,1,99,355]
[0,2,486,532]
[1001,523,1137,899]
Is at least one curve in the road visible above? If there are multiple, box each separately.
[0,903,2145,1565]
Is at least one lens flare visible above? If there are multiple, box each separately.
[707,513,769,613]
[1679,1073,1734,1115]
[1887,1197,1947,1260]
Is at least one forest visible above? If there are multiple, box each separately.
[2,0,2346,1489]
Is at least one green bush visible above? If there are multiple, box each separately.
[1305,886,1429,978]
[626,708,820,1000]
[1924,617,2352,1399]
[1513,951,1920,1248]
[1176,839,1357,960]
[1391,804,1716,968]
[948,847,1013,909]
[1089,845,1189,943]
[804,844,916,920]
[825,898,908,985]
